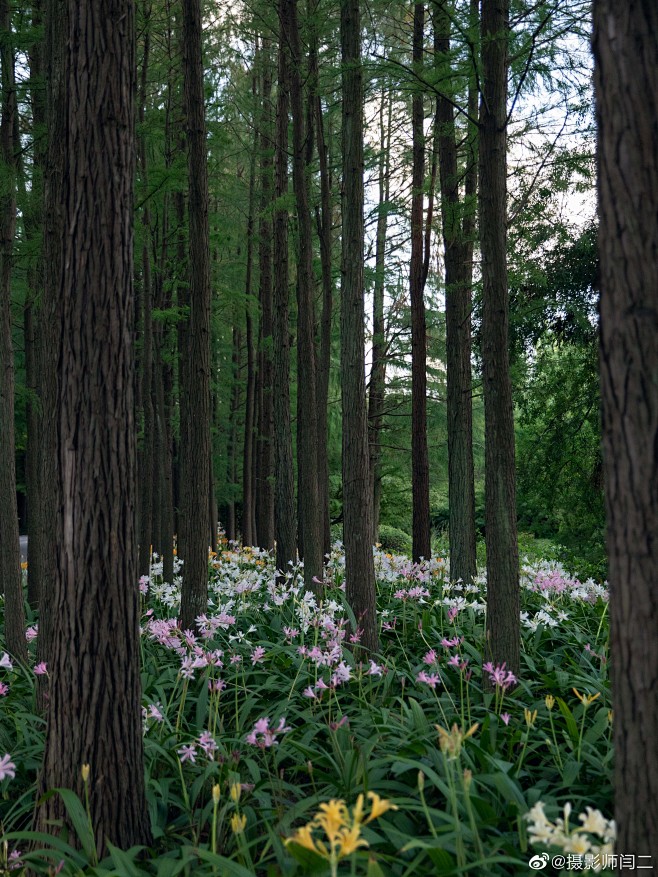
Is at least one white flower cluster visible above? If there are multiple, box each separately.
[526,801,615,870]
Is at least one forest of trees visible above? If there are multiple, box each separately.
[0,0,656,871]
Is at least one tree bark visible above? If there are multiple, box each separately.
[367,86,392,544]
[36,0,151,850]
[340,0,378,653]
[282,0,323,594]
[242,125,257,548]
[410,1,431,563]
[255,38,275,551]
[0,0,27,663]
[273,15,297,575]
[179,0,212,630]
[480,0,519,676]
[435,0,477,585]
[593,1,658,865]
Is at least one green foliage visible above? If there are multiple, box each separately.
[377,525,412,555]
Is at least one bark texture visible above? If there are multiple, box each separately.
[340,0,378,653]
[479,0,519,676]
[37,0,150,850]
[435,1,477,585]
[273,17,297,575]
[409,1,431,563]
[179,0,212,629]
[0,0,27,662]
[593,0,658,864]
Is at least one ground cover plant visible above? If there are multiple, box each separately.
[0,542,613,875]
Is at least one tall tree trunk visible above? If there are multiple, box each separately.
[255,38,275,551]
[24,0,47,611]
[226,327,241,543]
[593,1,658,864]
[273,17,297,575]
[282,0,323,593]
[179,0,212,630]
[340,0,378,653]
[367,86,392,544]
[435,0,477,585]
[242,136,257,548]
[480,0,519,676]
[410,1,431,563]
[36,0,151,850]
[310,3,333,561]
[0,0,27,663]
[138,8,154,578]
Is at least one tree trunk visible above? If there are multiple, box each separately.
[480,0,519,676]
[255,38,275,551]
[179,0,212,630]
[242,134,257,548]
[273,17,297,575]
[367,86,392,544]
[282,0,323,594]
[593,1,658,865]
[435,0,477,585]
[24,0,47,611]
[340,0,378,653]
[0,0,27,663]
[410,1,431,563]
[36,0,151,850]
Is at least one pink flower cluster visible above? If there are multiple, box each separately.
[245,716,291,748]
[483,661,517,690]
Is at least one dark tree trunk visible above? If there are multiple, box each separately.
[310,8,333,561]
[242,133,257,548]
[179,0,212,630]
[367,86,392,544]
[255,38,275,551]
[435,1,477,585]
[24,0,47,611]
[138,11,154,578]
[480,0,519,676]
[593,1,658,865]
[282,0,323,593]
[36,0,151,851]
[226,327,241,543]
[273,18,297,574]
[410,1,431,563]
[0,0,27,663]
[340,0,378,653]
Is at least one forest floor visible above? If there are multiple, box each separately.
[0,541,613,875]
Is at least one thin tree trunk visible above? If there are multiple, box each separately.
[273,17,297,575]
[36,0,151,850]
[367,86,392,544]
[340,0,378,653]
[179,0,212,630]
[593,0,658,863]
[138,8,154,577]
[226,327,241,543]
[435,0,477,585]
[410,1,431,563]
[480,0,519,676]
[282,0,323,593]
[311,11,333,561]
[0,0,27,662]
[242,113,257,548]
[255,38,275,551]
[24,0,47,611]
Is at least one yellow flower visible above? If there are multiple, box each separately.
[314,799,348,846]
[285,823,319,854]
[81,764,90,783]
[545,694,555,710]
[230,813,247,835]
[524,708,538,728]
[21,561,28,570]
[365,792,398,824]
[573,688,601,707]
[230,782,241,803]
[338,824,369,856]
[212,784,220,805]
